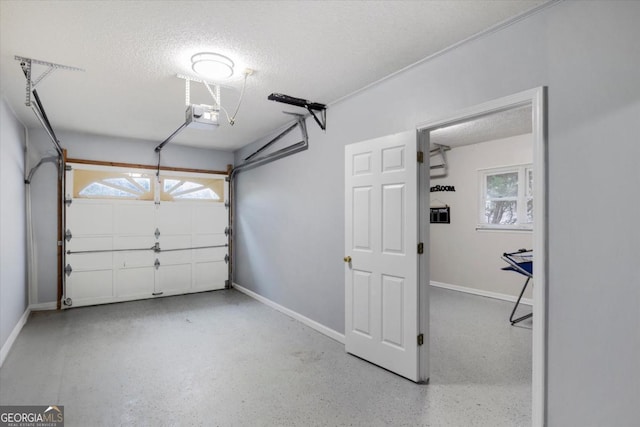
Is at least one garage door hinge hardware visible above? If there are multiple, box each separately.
[65,164,72,171]
[63,297,72,307]
[154,259,160,269]
[64,264,72,277]
[65,229,72,242]
[417,334,424,346]
[224,254,229,264]
[225,200,230,209]
[224,227,231,236]
[153,242,161,253]
[417,243,424,254]
[154,228,161,239]
[64,198,72,206]
[417,151,424,163]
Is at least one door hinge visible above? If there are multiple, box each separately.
[64,264,73,277]
[224,254,230,264]
[154,258,160,269]
[417,242,424,254]
[224,226,231,236]
[65,229,72,242]
[417,333,424,346]
[225,200,230,209]
[64,198,72,207]
[154,228,161,239]
[417,151,424,164]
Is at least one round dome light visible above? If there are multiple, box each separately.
[191,52,234,80]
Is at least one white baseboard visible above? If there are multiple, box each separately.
[430,280,533,306]
[1,301,57,367]
[232,283,345,344]
[0,307,30,367]
[29,301,57,311]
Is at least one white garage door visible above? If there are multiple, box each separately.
[64,163,229,308]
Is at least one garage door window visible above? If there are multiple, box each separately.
[160,177,223,202]
[74,169,154,200]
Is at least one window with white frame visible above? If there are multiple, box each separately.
[478,164,533,230]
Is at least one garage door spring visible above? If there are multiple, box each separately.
[67,243,228,255]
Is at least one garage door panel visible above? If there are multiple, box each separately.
[67,270,113,302]
[114,250,154,268]
[193,234,226,247]
[193,205,227,234]
[158,264,192,294]
[159,235,192,264]
[116,267,155,298]
[161,234,192,250]
[195,261,227,290]
[113,236,155,268]
[68,202,113,236]
[160,251,191,265]
[67,236,113,270]
[194,247,228,262]
[158,204,192,235]
[115,204,156,235]
[67,253,112,271]
[193,233,227,262]
[67,236,112,252]
[113,235,155,250]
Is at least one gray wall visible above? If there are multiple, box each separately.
[28,128,234,304]
[0,96,27,352]
[233,2,640,425]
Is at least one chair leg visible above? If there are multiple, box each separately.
[510,276,532,325]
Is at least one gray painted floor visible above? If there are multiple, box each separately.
[0,287,531,426]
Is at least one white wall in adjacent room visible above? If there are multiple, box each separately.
[430,134,533,299]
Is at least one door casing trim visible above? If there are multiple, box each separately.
[415,87,547,426]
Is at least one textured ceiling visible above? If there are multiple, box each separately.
[430,105,532,148]
[0,1,549,152]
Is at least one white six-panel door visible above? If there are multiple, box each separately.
[344,130,422,382]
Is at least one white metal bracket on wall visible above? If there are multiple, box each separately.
[430,143,451,179]
[14,56,84,107]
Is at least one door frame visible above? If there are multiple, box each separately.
[416,87,547,426]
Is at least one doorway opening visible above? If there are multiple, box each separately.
[417,88,546,426]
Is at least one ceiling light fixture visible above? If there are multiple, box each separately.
[191,52,234,80]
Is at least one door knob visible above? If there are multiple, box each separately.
[344,256,352,263]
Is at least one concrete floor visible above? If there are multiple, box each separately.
[0,287,531,426]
